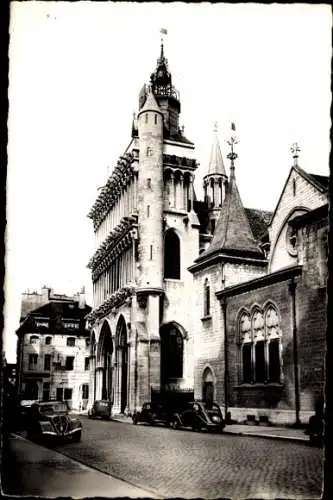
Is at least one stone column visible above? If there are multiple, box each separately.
[179,173,184,210]
[188,174,194,212]
[170,172,175,208]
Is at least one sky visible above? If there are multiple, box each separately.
[5,2,331,363]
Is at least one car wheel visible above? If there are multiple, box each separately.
[171,418,179,430]
[72,431,82,442]
[192,424,201,432]
[132,416,138,425]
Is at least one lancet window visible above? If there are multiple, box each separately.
[238,304,282,384]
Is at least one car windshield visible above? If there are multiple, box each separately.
[204,403,221,415]
[39,403,68,414]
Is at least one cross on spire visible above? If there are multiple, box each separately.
[291,142,301,166]
[226,122,238,173]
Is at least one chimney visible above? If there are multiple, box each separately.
[41,286,50,303]
[79,286,86,309]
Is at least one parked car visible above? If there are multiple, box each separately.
[132,402,171,427]
[18,399,38,430]
[26,401,82,443]
[170,401,225,433]
[88,400,112,420]
[305,413,325,446]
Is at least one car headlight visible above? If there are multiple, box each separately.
[40,421,53,431]
[211,415,221,423]
[69,418,82,428]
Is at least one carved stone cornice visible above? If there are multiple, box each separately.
[87,215,138,276]
[86,285,135,324]
[87,151,139,230]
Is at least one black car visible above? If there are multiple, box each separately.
[170,401,225,433]
[132,402,171,427]
[88,400,112,420]
[26,401,82,443]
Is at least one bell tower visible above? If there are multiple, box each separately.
[139,38,181,140]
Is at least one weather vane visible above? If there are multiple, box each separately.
[291,142,300,166]
[226,122,238,168]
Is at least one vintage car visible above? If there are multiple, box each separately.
[88,400,112,420]
[17,399,38,430]
[132,402,171,426]
[170,401,225,433]
[26,401,82,442]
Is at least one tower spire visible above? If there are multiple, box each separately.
[207,121,226,176]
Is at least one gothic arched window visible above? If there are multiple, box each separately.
[238,305,282,384]
[164,230,181,279]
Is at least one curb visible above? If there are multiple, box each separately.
[110,417,309,444]
[222,429,309,444]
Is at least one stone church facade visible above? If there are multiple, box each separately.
[87,42,328,424]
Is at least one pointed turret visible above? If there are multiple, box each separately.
[139,87,162,115]
[203,123,228,234]
[207,125,227,176]
[200,128,264,260]
[202,169,263,259]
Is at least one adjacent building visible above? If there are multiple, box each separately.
[16,287,92,411]
[86,40,328,424]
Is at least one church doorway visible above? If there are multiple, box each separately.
[202,368,214,406]
[160,323,184,388]
[99,321,113,401]
[116,316,128,413]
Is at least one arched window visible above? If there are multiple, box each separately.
[239,312,252,383]
[238,305,282,384]
[161,325,183,383]
[29,335,39,345]
[164,230,180,279]
[204,278,210,316]
[67,337,76,347]
[45,336,52,345]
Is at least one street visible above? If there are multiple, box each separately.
[5,417,324,499]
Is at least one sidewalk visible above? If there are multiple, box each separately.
[110,414,309,443]
[3,434,158,498]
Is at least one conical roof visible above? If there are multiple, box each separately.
[139,88,161,115]
[199,171,264,260]
[207,129,227,176]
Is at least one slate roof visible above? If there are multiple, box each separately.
[16,300,92,336]
[294,165,329,192]
[308,173,329,191]
[207,131,226,176]
[244,208,273,241]
[197,171,265,261]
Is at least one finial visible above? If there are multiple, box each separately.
[226,122,238,173]
[160,28,168,58]
[214,121,218,133]
[181,125,185,134]
[291,142,300,166]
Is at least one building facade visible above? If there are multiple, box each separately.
[16,288,92,411]
[87,41,328,424]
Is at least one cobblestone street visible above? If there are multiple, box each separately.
[50,417,323,499]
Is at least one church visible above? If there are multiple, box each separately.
[86,40,328,425]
